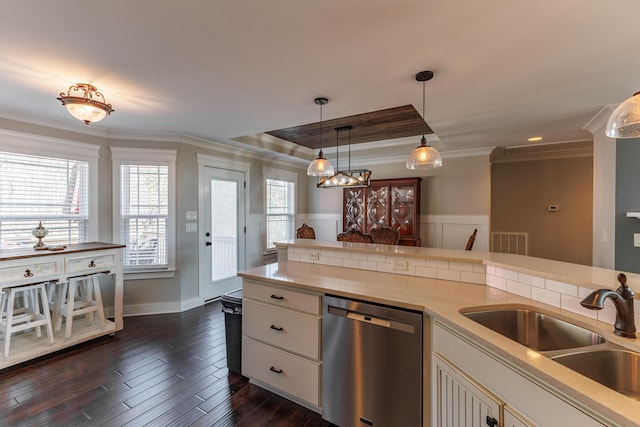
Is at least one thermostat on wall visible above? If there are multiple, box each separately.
[547,205,560,212]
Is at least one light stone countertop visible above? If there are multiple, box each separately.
[238,260,640,427]
[276,239,640,293]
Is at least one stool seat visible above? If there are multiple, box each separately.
[54,274,105,339]
[0,282,54,358]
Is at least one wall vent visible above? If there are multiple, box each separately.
[491,232,528,255]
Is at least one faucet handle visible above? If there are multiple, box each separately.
[618,273,627,286]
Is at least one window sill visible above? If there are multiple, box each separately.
[123,268,177,281]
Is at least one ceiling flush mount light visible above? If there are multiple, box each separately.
[406,71,442,170]
[57,83,114,125]
[307,97,335,176]
[606,91,640,138]
[318,125,371,188]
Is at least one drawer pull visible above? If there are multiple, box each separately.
[269,366,283,374]
[88,260,96,268]
[270,294,284,300]
[270,325,284,332]
[24,269,33,278]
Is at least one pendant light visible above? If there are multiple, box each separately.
[606,91,640,138]
[406,71,442,169]
[317,125,371,188]
[307,97,335,176]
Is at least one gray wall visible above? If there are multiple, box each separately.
[615,138,640,273]
[306,155,491,217]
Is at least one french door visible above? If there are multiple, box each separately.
[201,166,245,301]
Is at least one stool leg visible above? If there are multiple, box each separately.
[92,275,106,328]
[54,282,68,332]
[81,278,95,322]
[4,289,16,358]
[65,279,77,339]
[38,284,54,345]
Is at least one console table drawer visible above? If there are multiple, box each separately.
[66,254,115,274]
[0,262,59,286]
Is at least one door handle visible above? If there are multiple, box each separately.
[270,325,284,331]
[205,241,212,246]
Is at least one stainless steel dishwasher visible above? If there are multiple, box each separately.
[322,295,423,427]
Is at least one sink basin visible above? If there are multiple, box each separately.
[462,308,605,351]
[552,349,640,401]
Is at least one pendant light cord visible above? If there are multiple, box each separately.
[422,80,426,138]
[348,126,351,170]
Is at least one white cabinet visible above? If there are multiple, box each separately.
[432,321,605,427]
[241,279,322,410]
[433,354,500,427]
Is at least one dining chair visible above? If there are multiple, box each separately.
[337,229,374,243]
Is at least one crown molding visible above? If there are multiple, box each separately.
[0,106,110,137]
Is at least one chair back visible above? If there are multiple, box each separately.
[465,228,478,251]
[369,226,400,245]
[337,229,374,243]
[296,223,316,239]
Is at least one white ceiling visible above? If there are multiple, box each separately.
[1,1,638,163]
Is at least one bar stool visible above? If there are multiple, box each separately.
[0,282,54,357]
[54,274,106,339]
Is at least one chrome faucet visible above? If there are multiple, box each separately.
[580,273,636,338]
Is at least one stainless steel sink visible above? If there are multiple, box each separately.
[461,307,606,351]
[552,349,640,401]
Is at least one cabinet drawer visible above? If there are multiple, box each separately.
[0,262,59,286]
[66,254,114,275]
[243,299,320,359]
[242,337,321,406]
[243,280,321,315]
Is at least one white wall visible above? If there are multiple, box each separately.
[585,107,616,268]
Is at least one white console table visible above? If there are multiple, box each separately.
[0,242,125,370]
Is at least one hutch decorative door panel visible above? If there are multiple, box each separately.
[343,178,421,246]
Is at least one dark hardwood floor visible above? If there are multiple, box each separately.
[0,301,331,427]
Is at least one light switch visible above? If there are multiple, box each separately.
[634,233,640,247]
[186,211,197,221]
[186,222,197,233]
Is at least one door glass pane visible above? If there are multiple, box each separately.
[211,179,237,281]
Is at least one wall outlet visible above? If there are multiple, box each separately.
[392,259,408,270]
[634,233,640,247]
[307,251,320,261]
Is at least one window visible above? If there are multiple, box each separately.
[112,148,176,274]
[0,151,89,249]
[265,169,297,250]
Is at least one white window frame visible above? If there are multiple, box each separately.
[0,130,100,242]
[263,167,298,252]
[112,147,177,279]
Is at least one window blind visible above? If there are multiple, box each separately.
[266,178,295,249]
[0,152,89,249]
[120,164,168,267]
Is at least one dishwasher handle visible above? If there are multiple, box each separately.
[327,305,416,334]
[346,311,391,328]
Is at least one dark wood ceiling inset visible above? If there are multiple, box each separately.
[266,105,433,150]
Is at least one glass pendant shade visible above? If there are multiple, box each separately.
[406,136,443,170]
[307,150,335,176]
[606,91,640,138]
[64,103,109,124]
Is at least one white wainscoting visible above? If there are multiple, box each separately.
[296,213,489,251]
[421,215,489,251]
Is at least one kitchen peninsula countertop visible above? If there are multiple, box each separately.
[239,257,640,427]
